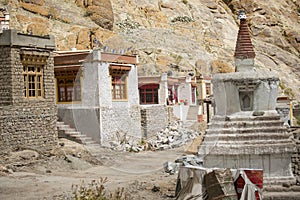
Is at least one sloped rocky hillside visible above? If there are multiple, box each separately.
[3,0,300,99]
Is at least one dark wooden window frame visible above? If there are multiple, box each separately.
[110,65,131,101]
[139,84,159,104]
[55,70,82,103]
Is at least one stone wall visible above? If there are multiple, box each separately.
[0,47,13,106]
[0,30,57,153]
[292,130,300,179]
[101,104,141,146]
[140,105,169,138]
[0,106,57,152]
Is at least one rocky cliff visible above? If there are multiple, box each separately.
[4,0,300,99]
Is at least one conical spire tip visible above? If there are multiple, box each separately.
[238,10,247,20]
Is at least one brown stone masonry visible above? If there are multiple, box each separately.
[0,30,57,153]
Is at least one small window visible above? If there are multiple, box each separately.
[139,84,159,104]
[23,65,43,98]
[206,83,211,96]
[109,65,130,101]
[57,77,81,102]
[111,76,127,100]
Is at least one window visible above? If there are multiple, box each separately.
[139,84,159,104]
[55,70,81,103]
[191,86,196,104]
[23,65,43,98]
[22,54,47,99]
[206,83,211,96]
[111,76,127,100]
[57,78,81,102]
[109,65,131,101]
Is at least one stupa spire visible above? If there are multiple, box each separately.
[234,10,256,72]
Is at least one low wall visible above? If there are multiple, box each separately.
[101,105,141,145]
[172,105,189,121]
[141,105,169,138]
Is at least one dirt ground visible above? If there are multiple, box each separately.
[0,138,199,200]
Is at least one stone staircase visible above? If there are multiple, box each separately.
[200,115,295,155]
[56,121,97,145]
[199,114,296,184]
[56,122,112,163]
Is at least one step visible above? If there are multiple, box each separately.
[202,139,294,146]
[57,124,71,130]
[56,121,65,125]
[208,120,284,129]
[84,140,98,145]
[199,143,296,155]
[206,126,287,134]
[203,132,292,142]
[66,131,81,136]
[56,121,97,145]
[71,134,92,140]
[213,115,281,122]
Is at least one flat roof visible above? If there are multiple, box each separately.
[54,50,138,67]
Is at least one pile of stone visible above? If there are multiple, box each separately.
[163,154,203,175]
[147,121,200,150]
[109,121,200,152]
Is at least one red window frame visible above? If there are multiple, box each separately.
[139,84,159,104]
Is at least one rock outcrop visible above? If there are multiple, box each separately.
[4,0,300,98]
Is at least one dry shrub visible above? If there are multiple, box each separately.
[71,178,131,200]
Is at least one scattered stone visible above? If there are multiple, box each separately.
[46,169,52,173]
[163,161,180,174]
[109,141,120,147]
[0,165,13,174]
[296,177,300,185]
[253,111,265,116]
[175,155,203,166]
[151,185,160,192]
[164,154,203,175]
[283,182,291,188]
[10,150,40,161]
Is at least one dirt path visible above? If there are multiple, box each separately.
[0,140,191,200]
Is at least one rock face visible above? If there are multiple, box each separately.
[75,0,114,30]
[4,0,300,99]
